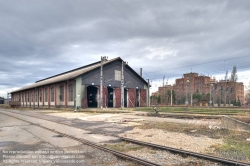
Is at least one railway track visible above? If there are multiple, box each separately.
[0,110,160,166]
[0,109,249,166]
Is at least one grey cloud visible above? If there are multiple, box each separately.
[0,0,250,96]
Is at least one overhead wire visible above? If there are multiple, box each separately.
[146,55,250,74]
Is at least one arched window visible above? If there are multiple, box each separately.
[69,85,73,101]
[51,87,54,102]
[45,88,48,102]
[60,86,64,101]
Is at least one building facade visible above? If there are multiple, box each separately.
[11,57,149,109]
[153,72,244,106]
[0,97,4,104]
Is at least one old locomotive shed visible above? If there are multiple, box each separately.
[11,57,149,109]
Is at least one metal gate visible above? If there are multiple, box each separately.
[140,89,147,107]
[115,88,121,108]
[128,88,136,107]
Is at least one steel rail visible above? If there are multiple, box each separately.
[1,109,250,166]
[120,137,250,166]
[0,111,161,166]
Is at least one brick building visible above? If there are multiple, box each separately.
[11,57,149,109]
[153,72,245,106]
[211,80,244,106]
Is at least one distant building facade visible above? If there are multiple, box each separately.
[153,72,245,106]
[0,97,4,104]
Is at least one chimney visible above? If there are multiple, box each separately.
[140,68,142,77]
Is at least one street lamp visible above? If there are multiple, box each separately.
[185,80,190,111]
[209,84,213,107]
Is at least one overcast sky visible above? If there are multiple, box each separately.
[1,0,250,97]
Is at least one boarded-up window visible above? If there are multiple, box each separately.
[45,88,48,102]
[39,90,42,102]
[51,87,54,102]
[69,85,73,101]
[60,86,64,101]
[115,70,121,81]
[31,91,33,102]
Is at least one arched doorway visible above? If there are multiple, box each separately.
[107,87,114,107]
[87,86,98,108]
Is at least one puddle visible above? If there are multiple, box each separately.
[0,141,17,147]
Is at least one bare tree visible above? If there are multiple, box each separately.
[230,66,238,82]
[245,82,250,105]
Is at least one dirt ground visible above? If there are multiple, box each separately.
[1,107,248,165]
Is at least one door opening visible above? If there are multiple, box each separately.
[87,86,98,108]
[108,87,114,107]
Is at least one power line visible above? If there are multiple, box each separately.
[146,55,250,73]
[142,63,250,81]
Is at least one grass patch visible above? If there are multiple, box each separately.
[215,140,250,161]
[214,130,250,162]
[133,107,250,115]
[232,116,250,124]
[0,104,11,109]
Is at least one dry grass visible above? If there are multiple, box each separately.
[232,116,250,124]
[0,104,11,109]
[138,121,250,162]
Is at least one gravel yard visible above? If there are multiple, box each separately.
[119,128,223,154]
[126,148,220,166]
[113,127,224,165]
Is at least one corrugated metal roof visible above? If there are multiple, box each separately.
[12,57,120,93]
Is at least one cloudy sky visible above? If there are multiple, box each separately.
[1,0,250,97]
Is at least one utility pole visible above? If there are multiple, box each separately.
[219,83,222,107]
[100,56,108,109]
[224,71,228,106]
[121,60,127,109]
[190,78,193,106]
[185,80,189,110]
[171,89,172,106]
[209,84,213,107]
[166,77,169,105]
[148,79,150,107]
[191,91,193,106]
[163,75,165,87]
[121,61,124,109]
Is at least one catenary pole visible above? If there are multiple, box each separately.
[100,56,104,109]
[121,61,124,109]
